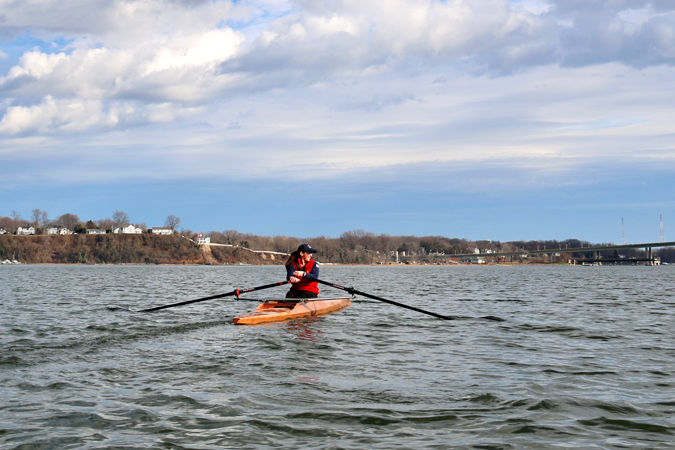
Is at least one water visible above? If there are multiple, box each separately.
[1,265,673,449]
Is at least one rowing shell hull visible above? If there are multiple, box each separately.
[233,297,350,325]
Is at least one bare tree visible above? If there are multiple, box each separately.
[0,216,18,233]
[165,215,181,230]
[32,209,48,228]
[223,230,242,244]
[112,210,129,228]
[97,218,114,231]
[57,213,80,230]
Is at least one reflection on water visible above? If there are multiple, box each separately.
[285,317,324,342]
[1,264,673,448]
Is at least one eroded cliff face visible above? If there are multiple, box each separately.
[0,235,277,265]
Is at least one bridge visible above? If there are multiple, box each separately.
[429,241,675,265]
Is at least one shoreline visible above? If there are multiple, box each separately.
[1,261,588,267]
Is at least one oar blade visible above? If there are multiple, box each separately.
[481,315,505,322]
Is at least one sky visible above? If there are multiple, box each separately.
[1,0,674,244]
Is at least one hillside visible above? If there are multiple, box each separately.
[0,235,278,265]
[2,233,672,265]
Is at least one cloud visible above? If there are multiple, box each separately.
[0,0,249,133]
[226,0,675,81]
[0,95,125,134]
[0,24,244,132]
[1,1,673,107]
[227,0,552,79]
[1,28,245,99]
[551,2,675,67]
[0,0,674,194]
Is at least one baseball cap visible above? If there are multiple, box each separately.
[297,243,317,253]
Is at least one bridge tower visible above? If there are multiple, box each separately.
[660,213,665,242]
[621,217,626,244]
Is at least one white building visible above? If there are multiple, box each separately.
[87,229,107,235]
[47,227,73,235]
[113,225,143,234]
[151,227,174,235]
[17,226,36,235]
[195,233,210,245]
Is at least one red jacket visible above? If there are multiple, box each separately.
[288,258,319,293]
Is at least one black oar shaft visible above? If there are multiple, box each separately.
[309,277,453,320]
[141,291,235,312]
[310,277,503,322]
[140,280,289,312]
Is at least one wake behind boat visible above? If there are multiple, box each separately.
[233,297,350,325]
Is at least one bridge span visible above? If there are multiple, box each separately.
[441,241,675,265]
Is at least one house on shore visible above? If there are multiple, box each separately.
[151,227,174,235]
[46,227,73,235]
[113,225,143,234]
[17,226,36,235]
[87,229,107,235]
[195,233,210,245]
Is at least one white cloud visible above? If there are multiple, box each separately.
[0,0,674,195]
[1,27,244,98]
[2,1,672,105]
[142,29,242,75]
[0,11,246,133]
[6,51,67,79]
[0,96,120,134]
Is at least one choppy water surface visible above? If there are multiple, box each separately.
[1,265,673,448]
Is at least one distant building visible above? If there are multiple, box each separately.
[17,226,36,235]
[151,227,174,235]
[113,225,143,234]
[195,233,210,245]
[46,227,73,235]
[87,229,107,235]
[0,228,6,235]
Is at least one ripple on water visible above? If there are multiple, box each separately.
[1,265,673,448]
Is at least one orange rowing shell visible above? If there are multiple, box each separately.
[233,297,350,325]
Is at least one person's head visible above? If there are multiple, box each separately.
[285,243,317,266]
[297,243,317,262]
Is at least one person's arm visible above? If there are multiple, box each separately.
[306,261,319,279]
[294,264,318,279]
[287,264,296,281]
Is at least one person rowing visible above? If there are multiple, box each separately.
[285,243,319,298]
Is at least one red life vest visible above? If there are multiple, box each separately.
[291,258,319,293]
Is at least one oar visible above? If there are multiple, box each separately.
[140,280,290,312]
[308,277,503,321]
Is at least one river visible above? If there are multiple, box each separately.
[1,264,673,448]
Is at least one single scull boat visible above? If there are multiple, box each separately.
[233,297,350,325]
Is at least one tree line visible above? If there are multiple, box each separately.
[208,230,671,264]
[2,210,672,264]
[0,210,180,234]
